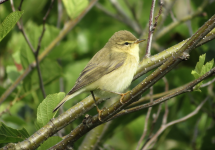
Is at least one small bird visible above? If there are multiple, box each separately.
[53,30,145,117]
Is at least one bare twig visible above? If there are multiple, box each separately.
[0,89,23,116]
[34,0,55,98]
[201,78,215,88]
[191,118,201,150]
[10,0,35,53]
[57,0,62,28]
[0,0,9,4]
[136,87,154,150]
[170,10,177,22]
[142,97,208,149]
[162,77,169,126]
[18,0,24,11]
[145,0,157,57]
[145,0,163,57]
[149,77,169,135]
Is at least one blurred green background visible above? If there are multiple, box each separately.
[0,0,215,149]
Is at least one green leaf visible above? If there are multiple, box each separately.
[6,65,20,83]
[0,122,29,144]
[62,0,88,19]
[37,136,62,150]
[191,70,199,79]
[195,54,206,76]
[200,59,214,76]
[37,92,65,128]
[0,11,24,42]
[192,54,214,91]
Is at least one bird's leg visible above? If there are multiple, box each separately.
[90,91,103,122]
[99,88,130,104]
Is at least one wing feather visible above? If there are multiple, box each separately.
[68,48,127,95]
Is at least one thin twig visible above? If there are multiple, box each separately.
[145,0,163,57]
[162,77,169,126]
[0,0,9,4]
[141,76,169,148]
[18,0,24,11]
[142,97,208,149]
[136,87,154,150]
[191,118,201,150]
[10,0,35,53]
[201,77,215,87]
[145,0,156,57]
[57,0,63,28]
[34,0,55,98]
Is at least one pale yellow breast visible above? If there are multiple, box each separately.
[87,44,139,97]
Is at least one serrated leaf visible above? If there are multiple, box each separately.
[0,122,29,144]
[37,92,65,128]
[0,11,24,42]
[37,136,62,150]
[195,54,206,75]
[62,0,88,19]
[191,70,199,79]
[201,59,214,76]
[192,54,214,92]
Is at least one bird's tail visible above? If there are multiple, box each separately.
[53,89,85,113]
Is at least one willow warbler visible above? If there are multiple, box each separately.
[53,30,145,115]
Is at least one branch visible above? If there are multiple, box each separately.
[34,0,55,98]
[136,87,154,150]
[135,28,215,81]
[145,0,157,57]
[110,67,215,120]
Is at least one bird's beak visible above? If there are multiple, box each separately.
[135,39,146,44]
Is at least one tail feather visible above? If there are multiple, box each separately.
[53,96,69,112]
[52,88,85,113]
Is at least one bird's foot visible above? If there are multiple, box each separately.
[120,91,130,104]
[95,106,104,122]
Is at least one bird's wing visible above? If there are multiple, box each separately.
[67,48,127,95]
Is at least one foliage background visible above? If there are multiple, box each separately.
[0,0,215,149]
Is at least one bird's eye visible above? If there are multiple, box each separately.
[124,42,129,45]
